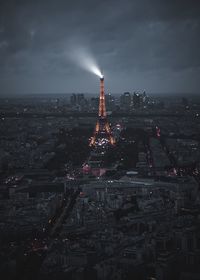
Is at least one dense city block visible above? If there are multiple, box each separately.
[1,94,200,280]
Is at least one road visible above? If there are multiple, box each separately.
[15,188,79,280]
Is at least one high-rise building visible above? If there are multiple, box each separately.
[70,93,87,111]
[77,94,85,106]
[133,92,141,109]
[70,94,77,106]
[106,93,115,111]
[120,92,132,110]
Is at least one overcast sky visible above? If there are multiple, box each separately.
[0,0,200,95]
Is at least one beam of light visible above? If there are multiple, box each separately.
[68,47,103,78]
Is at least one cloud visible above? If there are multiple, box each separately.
[0,0,200,94]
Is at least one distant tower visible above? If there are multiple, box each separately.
[90,76,115,147]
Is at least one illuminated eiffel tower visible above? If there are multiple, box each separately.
[90,76,115,147]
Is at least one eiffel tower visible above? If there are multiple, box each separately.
[90,76,115,147]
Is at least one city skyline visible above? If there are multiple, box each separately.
[1,1,200,279]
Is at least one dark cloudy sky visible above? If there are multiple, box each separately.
[0,0,200,95]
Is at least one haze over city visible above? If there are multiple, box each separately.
[0,0,200,95]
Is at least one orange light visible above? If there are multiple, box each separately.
[89,76,115,147]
